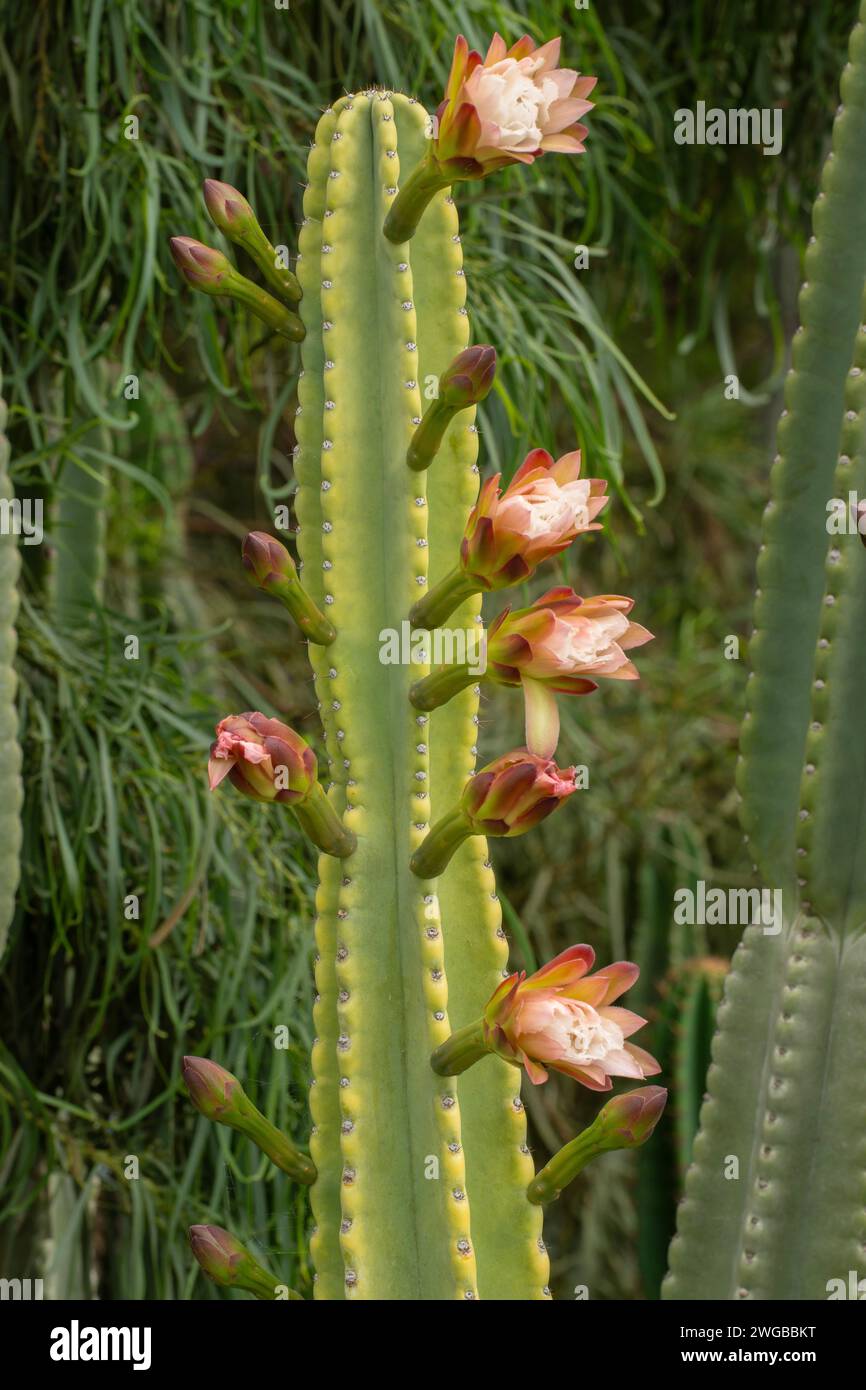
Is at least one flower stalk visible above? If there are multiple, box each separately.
[527,1087,668,1204]
[406,345,496,470]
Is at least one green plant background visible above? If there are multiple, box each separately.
[0,0,853,1298]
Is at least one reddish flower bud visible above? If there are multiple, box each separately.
[188,1225,290,1299]
[169,236,304,339]
[439,345,497,408]
[527,1085,668,1204]
[483,943,660,1088]
[182,1056,316,1183]
[182,1055,239,1121]
[208,713,355,858]
[242,532,335,645]
[202,180,301,303]
[461,750,577,836]
[411,750,577,878]
[202,179,257,238]
[169,236,234,294]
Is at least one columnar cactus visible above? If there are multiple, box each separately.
[664,0,866,1299]
[172,33,664,1301]
[0,372,22,957]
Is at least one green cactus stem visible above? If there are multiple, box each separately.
[0,375,22,958]
[664,0,866,1300]
[291,91,547,1300]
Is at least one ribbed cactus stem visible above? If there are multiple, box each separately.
[665,0,866,1299]
[0,376,22,958]
[293,91,547,1300]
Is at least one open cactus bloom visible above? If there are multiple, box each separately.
[410,585,652,758]
[431,944,661,1089]
[489,587,653,757]
[384,34,596,242]
[409,449,607,628]
[410,750,578,878]
[208,713,355,858]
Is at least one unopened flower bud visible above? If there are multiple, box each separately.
[407,346,496,471]
[203,179,302,303]
[527,1086,668,1204]
[410,750,577,878]
[169,236,304,341]
[188,1224,299,1299]
[242,531,335,645]
[182,1056,316,1184]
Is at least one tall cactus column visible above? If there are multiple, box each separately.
[296,92,481,1301]
[664,1,866,1299]
[0,374,22,957]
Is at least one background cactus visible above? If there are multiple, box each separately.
[0,371,22,957]
[664,0,866,1299]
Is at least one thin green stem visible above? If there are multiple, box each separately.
[409,660,477,711]
[294,782,356,858]
[409,806,473,878]
[429,1019,488,1077]
[383,155,452,244]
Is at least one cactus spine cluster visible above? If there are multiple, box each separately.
[664,0,866,1299]
[294,92,545,1301]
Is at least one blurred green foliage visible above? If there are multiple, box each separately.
[0,0,853,1297]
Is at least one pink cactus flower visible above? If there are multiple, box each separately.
[461,449,607,590]
[488,586,653,757]
[435,34,597,174]
[483,943,661,1088]
[207,712,317,804]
